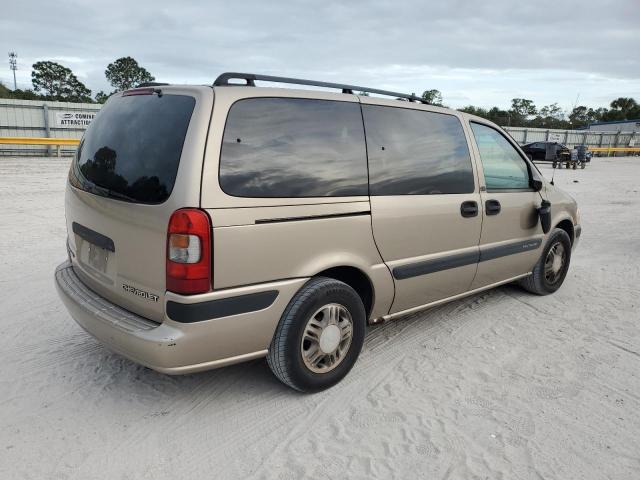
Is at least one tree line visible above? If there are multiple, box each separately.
[1,60,638,128]
[423,90,639,129]
[0,56,154,104]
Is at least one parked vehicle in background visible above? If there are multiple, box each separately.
[54,73,581,392]
[522,141,571,163]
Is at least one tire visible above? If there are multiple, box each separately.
[552,162,557,169]
[527,154,533,161]
[266,277,366,392]
[519,228,572,295]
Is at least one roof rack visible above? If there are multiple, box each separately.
[213,72,429,104]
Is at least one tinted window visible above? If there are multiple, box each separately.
[69,93,195,204]
[219,98,367,197]
[470,122,530,190]
[363,105,474,195]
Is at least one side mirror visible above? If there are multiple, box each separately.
[532,178,543,191]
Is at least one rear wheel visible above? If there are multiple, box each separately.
[267,277,366,392]
[519,228,572,295]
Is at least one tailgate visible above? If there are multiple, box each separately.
[65,86,213,322]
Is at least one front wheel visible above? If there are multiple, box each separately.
[519,228,572,295]
[267,277,366,392]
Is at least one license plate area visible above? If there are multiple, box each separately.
[88,242,109,272]
[77,238,115,284]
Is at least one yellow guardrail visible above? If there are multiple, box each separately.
[589,147,640,153]
[0,137,80,157]
[0,137,80,145]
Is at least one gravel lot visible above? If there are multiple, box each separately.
[1,156,639,479]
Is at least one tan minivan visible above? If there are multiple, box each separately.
[55,73,581,392]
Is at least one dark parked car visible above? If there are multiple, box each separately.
[521,142,571,162]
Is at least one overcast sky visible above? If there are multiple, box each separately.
[2,0,638,111]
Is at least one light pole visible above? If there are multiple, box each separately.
[8,52,17,90]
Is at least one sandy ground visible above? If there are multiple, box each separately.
[1,156,639,479]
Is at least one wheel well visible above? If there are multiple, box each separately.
[314,266,374,318]
[555,219,574,244]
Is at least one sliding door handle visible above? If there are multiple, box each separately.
[460,201,479,218]
[485,199,501,215]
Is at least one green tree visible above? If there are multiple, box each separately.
[458,105,489,117]
[531,103,568,128]
[95,91,110,104]
[0,81,43,100]
[568,106,590,127]
[509,98,537,126]
[31,61,92,102]
[608,97,639,121]
[105,57,155,91]
[422,89,443,106]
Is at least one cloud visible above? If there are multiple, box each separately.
[1,0,638,109]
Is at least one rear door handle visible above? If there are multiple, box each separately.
[460,201,478,218]
[485,199,501,215]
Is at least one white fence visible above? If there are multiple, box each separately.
[0,99,101,156]
[503,126,638,149]
[1,99,638,156]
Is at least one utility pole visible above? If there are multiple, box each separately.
[8,52,17,90]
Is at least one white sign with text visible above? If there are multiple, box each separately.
[54,111,96,128]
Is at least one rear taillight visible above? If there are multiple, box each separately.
[166,209,211,295]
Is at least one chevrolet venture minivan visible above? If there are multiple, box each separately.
[55,73,581,392]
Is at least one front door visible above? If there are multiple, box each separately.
[361,100,483,314]
[467,122,545,289]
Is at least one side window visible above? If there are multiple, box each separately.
[470,122,531,191]
[219,98,367,197]
[363,105,474,195]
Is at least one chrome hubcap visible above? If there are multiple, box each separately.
[301,303,353,373]
[544,241,566,285]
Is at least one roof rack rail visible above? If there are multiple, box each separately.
[213,72,429,104]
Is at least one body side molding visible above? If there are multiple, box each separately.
[392,238,543,280]
[167,290,279,323]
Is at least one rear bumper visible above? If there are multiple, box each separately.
[54,261,306,374]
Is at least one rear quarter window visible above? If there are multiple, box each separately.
[219,98,368,197]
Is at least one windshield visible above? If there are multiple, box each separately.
[69,93,195,204]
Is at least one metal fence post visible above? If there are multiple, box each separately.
[523,129,528,143]
[43,104,51,157]
[546,129,550,141]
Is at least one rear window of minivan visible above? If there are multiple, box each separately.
[69,93,195,204]
[219,98,368,197]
